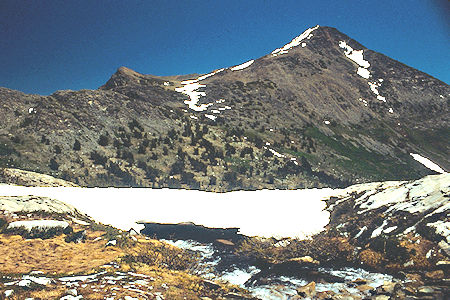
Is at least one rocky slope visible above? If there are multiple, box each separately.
[233,173,449,299]
[1,25,448,190]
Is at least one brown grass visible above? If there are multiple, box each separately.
[0,231,122,275]
[0,231,251,300]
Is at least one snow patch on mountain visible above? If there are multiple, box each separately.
[427,220,450,243]
[368,81,386,102]
[272,25,319,56]
[175,69,224,112]
[231,60,254,71]
[338,41,370,69]
[410,153,446,173]
[338,41,390,104]
[205,114,217,121]
[357,67,371,79]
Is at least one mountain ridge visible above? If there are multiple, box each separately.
[0,25,448,190]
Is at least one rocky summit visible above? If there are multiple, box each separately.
[1,25,448,190]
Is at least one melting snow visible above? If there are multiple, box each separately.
[220,266,260,286]
[410,153,446,173]
[22,275,52,286]
[428,220,450,243]
[354,226,367,239]
[384,226,397,234]
[338,41,370,69]
[272,25,319,56]
[368,81,386,102]
[371,220,388,238]
[338,40,392,104]
[268,148,285,158]
[231,60,254,71]
[205,114,217,121]
[5,290,13,297]
[175,69,224,112]
[357,67,371,79]
[7,220,69,231]
[358,98,368,106]
[175,83,209,111]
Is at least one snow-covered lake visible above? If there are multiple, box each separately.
[0,185,343,238]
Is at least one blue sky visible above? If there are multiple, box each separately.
[1,0,448,95]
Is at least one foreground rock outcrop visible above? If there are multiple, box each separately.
[0,168,78,187]
[325,173,449,272]
[235,173,449,299]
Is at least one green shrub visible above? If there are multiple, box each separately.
[54,145,62,154]
[49,158,59,170]
[370,236,410,263]
[5,224,72,239]
[0,218,7,233]
[98,134,110,146]
[73,139,81,151]
[90,151,107,166]
[122,242,200,271]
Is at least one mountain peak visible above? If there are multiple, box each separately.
[116,66,142,77]
[100,66,144,90]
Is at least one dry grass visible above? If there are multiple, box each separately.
[0,231,122,275]
[0,229,251,299]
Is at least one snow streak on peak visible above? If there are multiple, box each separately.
[410,153,446,174]
[339,41,392,113]
[338,41,370,69]
[231,60,254,71]
[272,25,319,56]
[175,69,224,112]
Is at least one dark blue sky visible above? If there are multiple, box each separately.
[1,0,448,95]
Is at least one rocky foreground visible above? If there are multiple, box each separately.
[0,172,448,299]
[0,195,253,299]
[232,173,449,299]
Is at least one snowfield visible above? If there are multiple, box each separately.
[0,185,339,238]
[1,173,447,239]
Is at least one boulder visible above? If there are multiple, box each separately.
[418,286,434,294]
[373,296,390,300]
[315,290,336,299]
[289,256,320,265]
[375,281,397,295]
[202,279,221,290]
[296,281,316,298]
[215,239,235,246]
[356,284,374,292]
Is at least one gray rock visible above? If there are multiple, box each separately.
[418,286,434,294]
